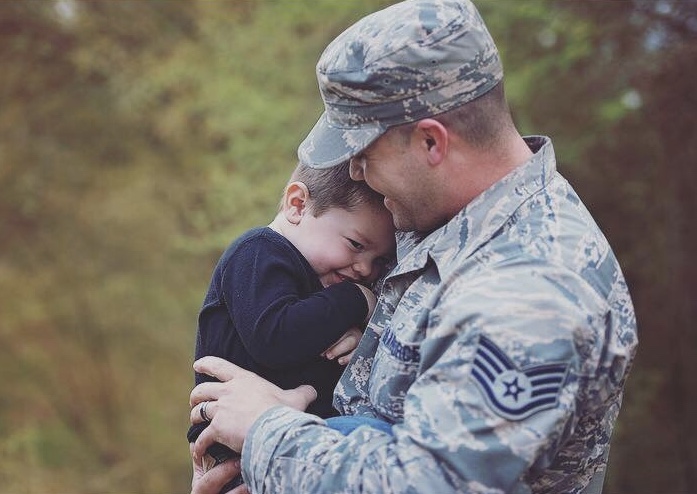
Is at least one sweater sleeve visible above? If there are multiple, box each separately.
[222,233,368,369]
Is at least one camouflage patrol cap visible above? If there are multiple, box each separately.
[298,0,503,169]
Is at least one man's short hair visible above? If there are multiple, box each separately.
[392,82,513,150]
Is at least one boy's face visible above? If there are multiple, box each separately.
[293,203,395,288]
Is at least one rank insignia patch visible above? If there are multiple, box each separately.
[472,336,569,421]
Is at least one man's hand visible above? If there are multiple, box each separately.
[189,357,317,459]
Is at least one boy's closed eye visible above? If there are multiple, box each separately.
[347,238,365,251]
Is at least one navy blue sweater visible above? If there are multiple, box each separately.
[193,227,369,417]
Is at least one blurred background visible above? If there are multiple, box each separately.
[1,0,695,492]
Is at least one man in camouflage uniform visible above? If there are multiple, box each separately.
[189,1,638,493]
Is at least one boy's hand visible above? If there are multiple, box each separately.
[322,327,362,365]
[354,283,377,322]
[190,443,247,494]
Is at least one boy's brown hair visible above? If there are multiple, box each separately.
[286,161,386,217]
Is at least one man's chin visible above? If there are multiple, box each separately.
[392,215,414,233]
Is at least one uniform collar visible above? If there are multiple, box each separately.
[389,136,556,280]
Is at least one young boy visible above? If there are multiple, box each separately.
[187,161,396,489]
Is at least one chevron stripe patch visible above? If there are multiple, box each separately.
[472,336,569,421]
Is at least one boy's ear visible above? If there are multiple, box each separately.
[282,181,310,225]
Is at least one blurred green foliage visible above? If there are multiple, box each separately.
[0,1,695,493]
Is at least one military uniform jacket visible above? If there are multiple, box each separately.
[241,136,638,494]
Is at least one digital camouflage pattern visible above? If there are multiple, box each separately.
[241,137,638,493]
[299,0,503,169]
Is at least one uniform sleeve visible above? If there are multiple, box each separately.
[240,264,629,493]
[223,236,368,368]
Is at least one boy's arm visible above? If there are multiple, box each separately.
[354,284,377,322]
[319,284,376,364]
[223,237,370,369]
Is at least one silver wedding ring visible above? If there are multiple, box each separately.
[199,401,212,422]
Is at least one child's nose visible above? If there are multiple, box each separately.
[352,259,372,280]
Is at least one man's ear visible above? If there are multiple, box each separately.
[282,181,310,225]
[415,118,448,166]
